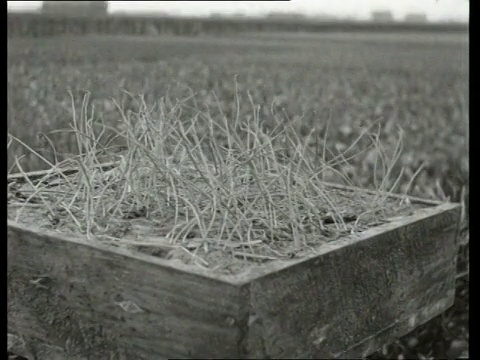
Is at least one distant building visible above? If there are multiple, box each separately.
[371,10,394,22]
[42,1,108,17]
[404,13,428,23]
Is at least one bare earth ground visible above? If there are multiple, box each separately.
[8,31,468,359]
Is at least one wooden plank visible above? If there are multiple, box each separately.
[241,203,460,358]
[8,202,461,358]
[8,223,249,359]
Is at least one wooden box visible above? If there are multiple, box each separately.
[8,171,461,359]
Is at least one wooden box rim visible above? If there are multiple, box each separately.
[7,202,460,287]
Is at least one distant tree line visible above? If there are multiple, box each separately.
[7,12,468,39]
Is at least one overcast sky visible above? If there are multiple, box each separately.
[7,1,469,22]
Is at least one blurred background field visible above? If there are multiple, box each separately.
[8,32,469,201]
[7,6,468,359]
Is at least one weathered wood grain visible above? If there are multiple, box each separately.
[8,223,249,359]
[8,202,460,359]
[241,203,460,358]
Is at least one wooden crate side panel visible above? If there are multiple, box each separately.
[8,224,248,359]
[245,205,460,359]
